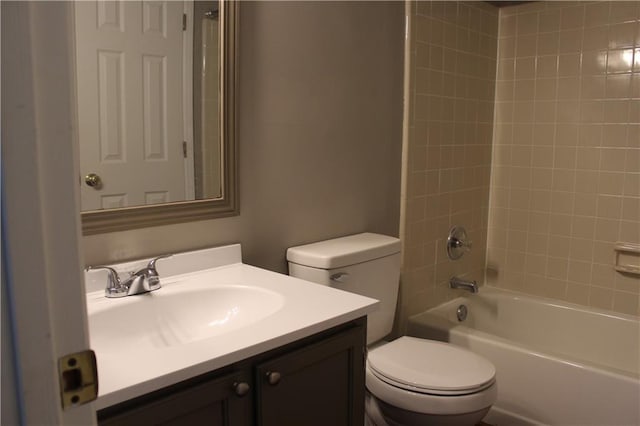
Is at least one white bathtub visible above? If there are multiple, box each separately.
[407,287,640,426]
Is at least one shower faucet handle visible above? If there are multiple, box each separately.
[447,226,472,260]
[451,237,473,250]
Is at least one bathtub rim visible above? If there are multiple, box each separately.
[407,286,640,381]
[452,286,639,323]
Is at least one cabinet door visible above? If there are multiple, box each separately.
[99,370,252,426]
[255,325,365,426]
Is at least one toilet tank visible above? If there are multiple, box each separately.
[287,233,401,344]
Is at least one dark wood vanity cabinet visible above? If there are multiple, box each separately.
[98,317,366,426]
[99,370,253,426]
[256,324,365,426]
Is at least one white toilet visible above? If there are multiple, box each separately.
[287,233,497,426]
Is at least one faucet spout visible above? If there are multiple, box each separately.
[449,277,478,293]
[121,270,159,296]
[121,254,172,296]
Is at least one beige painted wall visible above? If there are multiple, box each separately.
[397,1,499,332]
[488,1,640,316]
[83,1,404,274]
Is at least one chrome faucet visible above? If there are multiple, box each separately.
[449,277,478,294]
[87,254,172,298]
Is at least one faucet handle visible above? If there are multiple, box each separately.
[447,226,473,260]
[141,254,173,291]
[86,266,127,298]
[452,237,473,250]
[146,254,173,275]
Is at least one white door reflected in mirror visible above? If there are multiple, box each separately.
[75,0,222,212]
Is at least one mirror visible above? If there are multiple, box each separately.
[76,0,237,235]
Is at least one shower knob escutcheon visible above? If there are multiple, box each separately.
[447,226,473,260]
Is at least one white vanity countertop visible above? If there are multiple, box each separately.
[85,244,378,410]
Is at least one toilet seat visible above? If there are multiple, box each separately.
[365,337,497,416]
[366,364,497,416]
[367,336,495,396]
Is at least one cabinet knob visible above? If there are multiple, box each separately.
[265,371,281,386]
[233,381,250,397]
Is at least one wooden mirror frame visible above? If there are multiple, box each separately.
[81,1,238,235]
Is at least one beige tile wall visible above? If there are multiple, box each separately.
[399,1,499,328]
[488,1,640,316]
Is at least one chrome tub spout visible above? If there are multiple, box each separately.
[450,277,478,293]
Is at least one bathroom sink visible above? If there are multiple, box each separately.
[88,283,285,352]
[84,244,379,409]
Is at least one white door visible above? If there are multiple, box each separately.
[75,0,186,210]
[2,2,96,424]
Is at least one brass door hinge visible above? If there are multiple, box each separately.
[58,350,98,409]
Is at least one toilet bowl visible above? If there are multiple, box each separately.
[287,233,497,426]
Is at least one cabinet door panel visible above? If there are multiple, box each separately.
[256,325,365,426]
[99,371,252,426]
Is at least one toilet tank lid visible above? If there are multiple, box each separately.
[286,233,401,269]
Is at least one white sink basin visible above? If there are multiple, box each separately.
[89,283,285,352]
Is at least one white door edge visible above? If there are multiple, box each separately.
[183,0,196,200]
[2,2,96,424]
